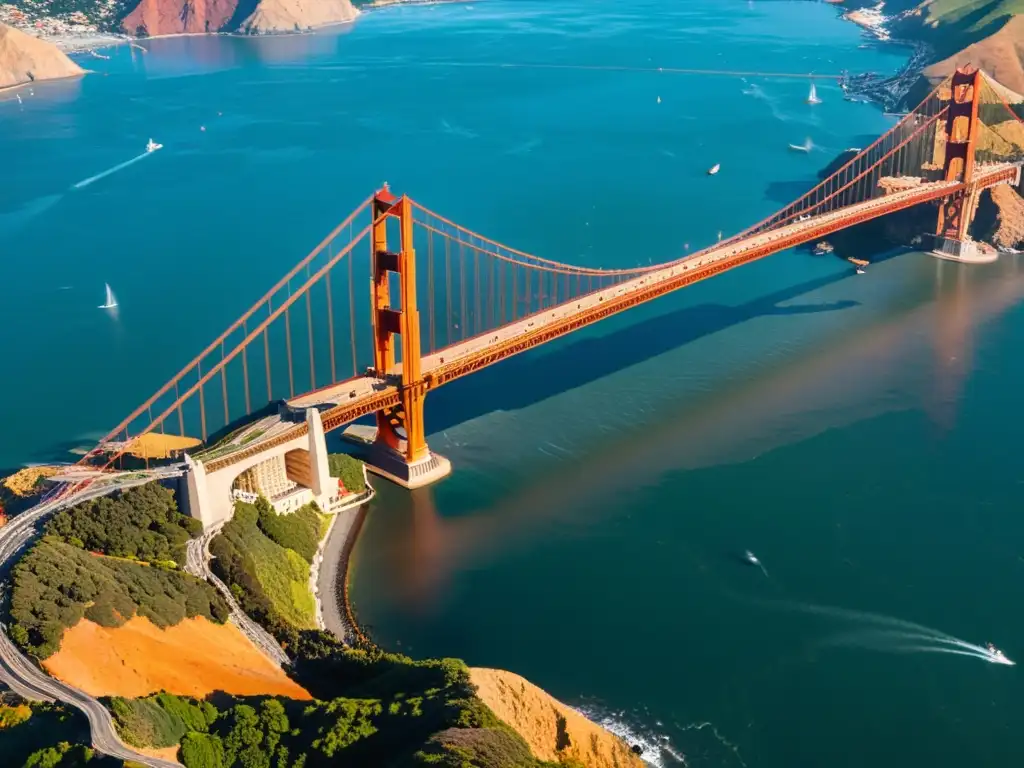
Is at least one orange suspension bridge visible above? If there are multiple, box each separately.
[65,67,1024,523]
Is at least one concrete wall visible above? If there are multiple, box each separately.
[183,408,337,530]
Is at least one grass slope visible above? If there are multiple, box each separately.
[208,499,328,646]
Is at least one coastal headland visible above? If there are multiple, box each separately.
[0,461,645,766]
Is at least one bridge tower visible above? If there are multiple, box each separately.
[367,185,451,489]
[932,66,992,262]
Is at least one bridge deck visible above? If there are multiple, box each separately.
[203,164,1018,472]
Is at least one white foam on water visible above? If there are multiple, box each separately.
[572,705,686,767]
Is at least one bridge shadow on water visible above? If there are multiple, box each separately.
[426,268,860,434]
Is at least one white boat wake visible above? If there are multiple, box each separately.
[72,151,153,190]
[790,602,1015,666]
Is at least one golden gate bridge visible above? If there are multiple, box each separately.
[67,67,1024,526]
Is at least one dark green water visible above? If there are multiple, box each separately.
[352,252,1024,767]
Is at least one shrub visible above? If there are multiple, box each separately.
[45,482,201,566]
[113,646,516,768]
[415,726,541,767]
[255,500,324,564]
[208,501,325,644]
[327,454,366,494]
[0,702,32,729]
[108,694,216,750]
[9,538,229,658]
[180,732,223,768]
[110,697,186,748]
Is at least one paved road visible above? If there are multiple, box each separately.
[0,473,185,768]
[209,164,1017,469]
[184,530,290,667]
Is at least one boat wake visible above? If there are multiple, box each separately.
[72,151,153,190]
[789,602,1015,665]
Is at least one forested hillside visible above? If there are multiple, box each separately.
[46,483,202,567]
[108,632,582,768]
[8,483,228,659]
[208,498,328,650]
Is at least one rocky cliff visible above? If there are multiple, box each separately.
[0,23,84,88]
[973,184,1024,248]
[469,668,645,768]
[237,0,358,35]
[121,0,240,36]
[120,0,357,37]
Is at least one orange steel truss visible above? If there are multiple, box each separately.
[370,187,429,463]
[68,71,1024,492]
[937,66,982,240]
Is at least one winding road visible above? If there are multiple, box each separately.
[183,529,290,667]
[0,471,185,768]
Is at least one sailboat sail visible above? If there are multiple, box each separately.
[99,283,118,309]
[808,82,821,104]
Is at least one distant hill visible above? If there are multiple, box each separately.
[925,14,1024,91]
[887,0,1024,62]
[0,23,83,88]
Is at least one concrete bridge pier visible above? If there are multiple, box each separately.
[366,437,452,490]
[931,234,997,264]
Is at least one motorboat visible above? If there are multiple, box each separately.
[744,550,768,577]
[146,138,163,153]
[708,163,720,175]
[856,268,866,275]
[789,137,813,153]
[987,643,1015,665]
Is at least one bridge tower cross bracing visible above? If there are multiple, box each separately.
[367,185,451,489]
[933,66,990,261]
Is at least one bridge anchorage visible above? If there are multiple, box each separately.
[73,67,1024,530]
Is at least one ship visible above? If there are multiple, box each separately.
[708,163,720,175]
[813,241,834,256]
[146,138,163,153]
[807,82,822,105]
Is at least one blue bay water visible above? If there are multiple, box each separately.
[2,1,1023,767]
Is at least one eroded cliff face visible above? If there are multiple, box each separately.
[469,668,645,768]
[0,23,84,89]
[121,0,240,37]
[973,184,1024,248]
[238,0,358,35]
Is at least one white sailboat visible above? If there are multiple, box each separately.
[146,138,163,153]
[789,137,813,153]
[707,163,720,175]
[807,82,822,105]
[99,283,118,310]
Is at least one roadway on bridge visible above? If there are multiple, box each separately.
[199,164,1017,471]
[0,472,185,768]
